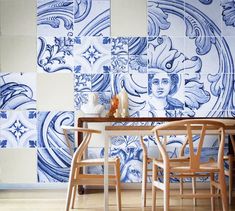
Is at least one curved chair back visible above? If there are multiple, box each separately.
[61,126,101,164]
[151,119,226,171]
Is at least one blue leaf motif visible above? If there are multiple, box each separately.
[148,0,170,36]
[0,82,36,110]
[185,81,210,109]
[221,1,235,27]
[0,111,7,119]
[37,0,73,30]
[184,4,217,55]
[37,36,73,73]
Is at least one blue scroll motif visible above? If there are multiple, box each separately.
[37,36,73,73]
[221,0,235,27]
[199,0,213,5]
[128,37,147,55]
[37,0,73,30]
[152,0,235,116]
[74,0,110,36]
[37,111,74,182]
[91,74,111,92]
[148,0,170,36]
[0,74,36,110]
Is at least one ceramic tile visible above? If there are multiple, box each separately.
[185,73,232,117]
[111,37,129,55]
[110,145,143,183]
[184,35,221,75]
[0,110,37,148]
[148,36,185,73]
[91,74,111,92]
[222,36,235,73]
[111,74,148,111]
[221,1,235,36]
[74,0,110,36]
[128,37,147,55]
[74,74,92,92]
[37,36,74,73]
[0,72,37,110]
[74,92,88,110]
[111,55,129,73]
[74,37,111,73]
[37,111,74,149]
[148,0,185,37]
[37,147,72,183]
[37,0,73,37]
[185,0,222,37]
[146,73,185,117]
[128,55,148,74]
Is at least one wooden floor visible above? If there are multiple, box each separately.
[0,189,235,211]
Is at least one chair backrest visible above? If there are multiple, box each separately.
[61,126,101,164]
[151,119,226,171]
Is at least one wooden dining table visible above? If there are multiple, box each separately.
[76,117,235,211]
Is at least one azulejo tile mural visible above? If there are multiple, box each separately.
[1,0,234,184]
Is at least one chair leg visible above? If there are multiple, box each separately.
[71,185,77,208]
[163,169,170,211]
[141,155,147,207]
[179,177,183,206]
[65,181,74,211]
[152,163,157,211]
[210,173,215,211]
[219,170,229,211]
[228,155,233,205]
[192,176,197,206]
[115,159,121,211]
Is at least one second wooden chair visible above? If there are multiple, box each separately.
[62,126,121,211]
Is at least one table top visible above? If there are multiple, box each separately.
[104,119,235,136]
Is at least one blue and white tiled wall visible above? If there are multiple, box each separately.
[0,0,235,184]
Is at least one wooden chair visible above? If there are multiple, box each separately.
[140,134,195,207]
[224,134,235,204]
[151,119,228,211]
[62,126,121,211]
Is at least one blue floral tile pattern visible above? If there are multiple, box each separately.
[0,111,37,148]
[37,111,74,150]
[37,0,74,37]
[74,74,92,92]
[111,55,129,73]
[74,0,110,36]
[37,36,74,73]
[111,37,129,55]
[0,73,37,110]
[74,36,111,73]
[128,55,147,73]
[37,147,72,182]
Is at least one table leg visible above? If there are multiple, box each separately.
[104,133,109,211]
